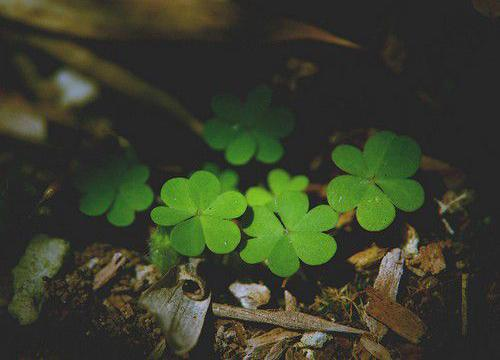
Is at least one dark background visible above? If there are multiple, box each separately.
[1,0,499,358]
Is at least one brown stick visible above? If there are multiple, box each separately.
[212,303,366,335]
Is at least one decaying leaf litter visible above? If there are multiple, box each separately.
[1,1,498,359]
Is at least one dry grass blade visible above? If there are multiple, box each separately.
[269,18,362,49]
[0,0,238,40]
[4,34,204,135]
[212,303,366,335]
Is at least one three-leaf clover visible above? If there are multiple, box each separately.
[203,85,295,165]
[246,168,309,212]
[150,170,247,256]
[149,227,180,274]
[241,191,338,277]
[327,131,424,231]
[76,156,154,227]
[203,162,239,192]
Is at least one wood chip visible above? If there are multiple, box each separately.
[93,252,126,290]
[348,244,388,271]
[359,335,392,360]
[365,249,405,341]
[366,287,425,344]
[284,290,298,312]
[213,303,366,335]
[245,328,300,360]
[229,282,271,309]
[406,240,451,276]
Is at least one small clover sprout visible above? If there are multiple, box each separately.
[327,131,424,231]
[246,168,309,212]
[150,170,247,256]
[149,227,179,274]
[241,192,338,277]
[203,162,239,192]
[203,85,295,165]
[76,156,154,227]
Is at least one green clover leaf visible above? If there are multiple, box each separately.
[241,192,338,277]
[150,170,247,256]
[246,168,309,212]
[203,162,239,192]
[203,85,295,165]
[327,131,424,231]
[149,227,180,274]
[76,156,154,227]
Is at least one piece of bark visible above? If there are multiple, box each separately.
[140,259,211,355]
[365,249,405,341]
[359,335,392,360]
[366,287,425,344]
[213,303,366,335]
[348,244,388,271]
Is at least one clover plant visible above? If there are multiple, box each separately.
[203,162,239,192]
[76,155,154,227]
[241,191,338,277]
[327,131,424,231]
[246,168,309,212]
[203,85,295,165]
[150,170,247,256]
[149,226,179,274]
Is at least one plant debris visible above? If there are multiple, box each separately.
[366,287,426,344]
[139,259,211,355]
[212,303,366,335]
[229,281,271,309]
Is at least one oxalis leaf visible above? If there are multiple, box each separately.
[246,168,309,212]
[202,162,239,192]
[203,85,295,165]
[327,131,424,231]
[150,170,247,256]
[75,154,154,227]
[241,191,338,277]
